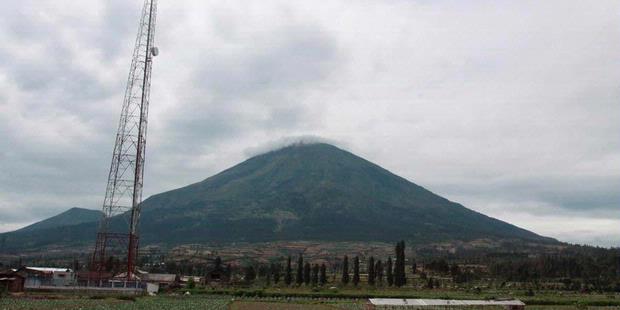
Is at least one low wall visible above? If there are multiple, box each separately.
[25,285,144,295]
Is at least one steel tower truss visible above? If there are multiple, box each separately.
[92,0,158,280]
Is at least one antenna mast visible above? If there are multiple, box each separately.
[91,0,158,280]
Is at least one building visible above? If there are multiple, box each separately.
[18,267,75,288]
[140,273,179,290]
[0,270,25,292]
[180,275,203,287]
[368,299,526,310]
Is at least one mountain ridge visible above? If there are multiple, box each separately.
[15,207,102,233]
[0,143,556,252]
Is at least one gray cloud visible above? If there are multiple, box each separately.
[0,0,618,247]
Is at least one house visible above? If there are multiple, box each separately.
[0,270,25,292]
[18,267,74,288]
[140,273,179,290]
[180,275,203,287]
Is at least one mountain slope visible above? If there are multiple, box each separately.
[0,143,555,252]
[16,207,102,232]
[136,143,551,244]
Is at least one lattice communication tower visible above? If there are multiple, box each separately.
[91,0,159,280]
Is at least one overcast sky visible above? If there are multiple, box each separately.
[1,0,618,247]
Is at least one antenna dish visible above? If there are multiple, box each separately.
[151,47,159,57]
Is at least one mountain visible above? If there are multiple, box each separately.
[15,208,102,233]
[0,143,555,252]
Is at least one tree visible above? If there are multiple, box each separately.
[450,264,461,277]
[187,276,196,289]
[387,257,394,286]
[296,255,304,285]
[376,260,384,285]
[244,265,256,284]
[285,256,292,285]
[427,259,450,274]
[258,264,270,278]
[368,256,375,285]
[105,256,121,274]
[272,263,281,284]
[226,264,232,277]
[265,270,271,286]
[319,264,327,286]
[105,256,115,272]
[304,262,311,285]
[353,256,360,286]
[394,241,407,287]
[342,255,350,285]
[426,277,434,289]
[312,264,319,286]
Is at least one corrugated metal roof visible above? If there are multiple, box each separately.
[369,299,525,306]
[142,273,177,282]
[25,267,72,273]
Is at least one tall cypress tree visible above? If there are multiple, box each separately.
[296,255,304,285]
[311,264,319,286]
[353,256,360,286]
[244,265,256,284]
[265,269,271,286]
[304,262,311,285]
[394,241,402,287]
[400,241,407,286]
[376,260,384,285]
[341,255,350,285]
[285,256,292,285]
[368,256,375,285]
[394,241,407,287]
[73,258,80,272]
[271,263,281,284]
[319,263,327,286]
[426,277,434,289]
[387,257,394,286]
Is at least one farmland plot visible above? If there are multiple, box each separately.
[0,296,231,310]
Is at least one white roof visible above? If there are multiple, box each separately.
[369,299,525,306]
[26,267,72,273]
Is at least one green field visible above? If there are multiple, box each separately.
[0,296,230,310]
[2,295,620,310]
[187,286,620,307]
[1,289,619,310]
[0,296,364,310]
